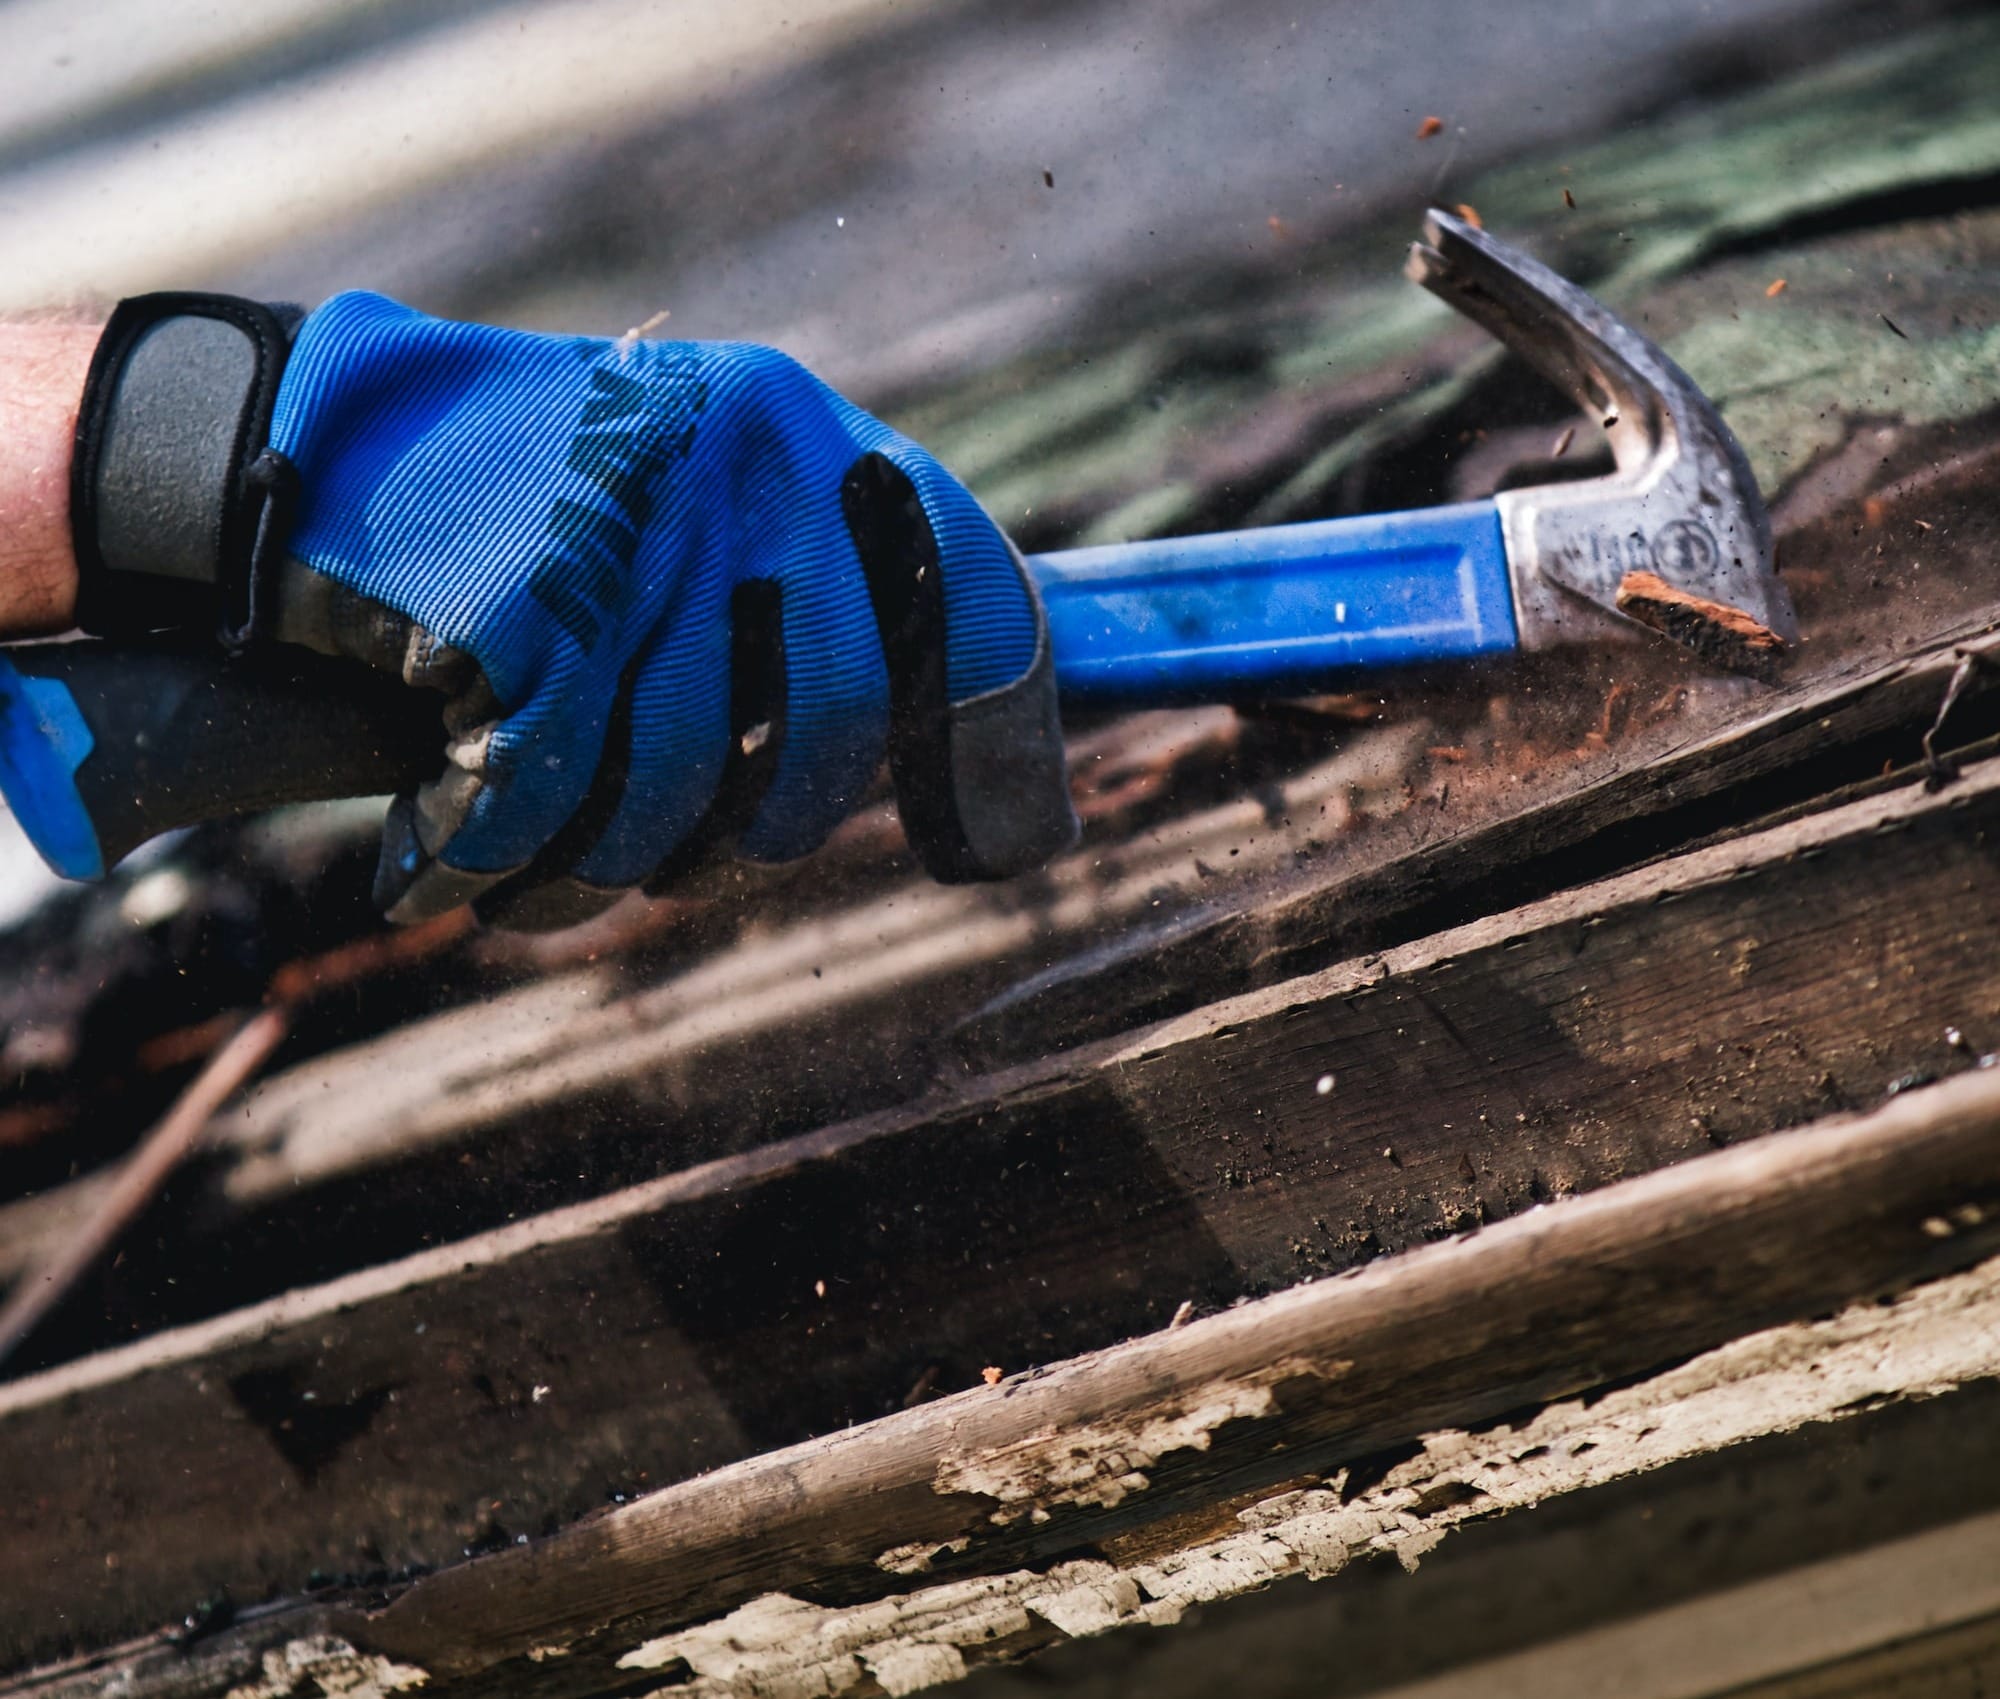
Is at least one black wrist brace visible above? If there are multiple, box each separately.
[69,293,303,647]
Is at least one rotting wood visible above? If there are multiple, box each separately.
[10,1069,2000,1698]
[11,737,2000,1669]
[957,607,2000,1061]
[9,609,2000,1372]
[948,1380,2000,1699]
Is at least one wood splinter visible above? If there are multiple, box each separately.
[1615,569,1788,678]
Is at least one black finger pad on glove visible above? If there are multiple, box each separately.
[843,452,1076,884]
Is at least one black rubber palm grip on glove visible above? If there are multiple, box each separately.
[70,292,301,646]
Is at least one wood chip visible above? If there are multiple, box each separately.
[1766,278,1788,298]
[1562,187,1576,210]
[1454,201,1483,229]
[981,1366,1003,1386]
[1615,570,1787,678]
[1417,115,1444,139]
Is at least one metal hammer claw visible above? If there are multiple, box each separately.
[1030,207,1796,699]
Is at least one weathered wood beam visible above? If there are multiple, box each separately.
[8,750,2000,1673]
[1315,1513,2000,1699]
[11,1067,2000,1698]
[958,610,2000,1061]
[6,611,2000,1376]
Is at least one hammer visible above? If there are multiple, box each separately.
[0,211,1794,882]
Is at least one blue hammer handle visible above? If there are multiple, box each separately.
[1029,499,1515,704]
[0,499,1519,878]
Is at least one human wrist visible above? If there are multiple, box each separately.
[0,320,97,635]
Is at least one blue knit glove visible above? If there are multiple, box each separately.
[260,293,1074,928]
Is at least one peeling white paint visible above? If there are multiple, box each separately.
[619,1581,1032,1699]
[1022,1568,1146,1637]
[862,1642,965,1696]
[932,1356,1346,1522]
[622,1258,2000,1699]
[876,1536,970,1576]
[224,1637,428,1699]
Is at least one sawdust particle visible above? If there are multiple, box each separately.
[1765,278,1788,298]
[1615,571,1786,677]
[982,1366,1003,1387]
[1454,202,1483,229]
[1416,115,1444,139]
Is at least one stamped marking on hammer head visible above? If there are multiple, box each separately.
[1407,208,1797,672]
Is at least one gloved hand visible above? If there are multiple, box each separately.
[69,292,1076,928]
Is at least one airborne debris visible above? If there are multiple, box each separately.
[1416,115,1444,139]
[1615,570,1787,677]
[616,309,670,353]
[1562,187,1576,210]
[1454,202,1483,229]
[982,1366,1004,1387]
[1765,278,1788,298]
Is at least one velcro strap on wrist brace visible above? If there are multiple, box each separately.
[70,293,301,646]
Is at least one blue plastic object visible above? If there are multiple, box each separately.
[1028,500,1516,705]
[0,654,103,881]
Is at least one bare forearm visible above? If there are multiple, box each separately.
[0,320,98,635]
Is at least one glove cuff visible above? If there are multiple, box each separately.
[70,292,302,647]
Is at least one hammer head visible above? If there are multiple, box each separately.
[1407,210,1797,674]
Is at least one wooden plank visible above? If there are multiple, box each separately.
[11,1068,2000,1698]
[9,750,2000,1671]
[955,612,2000,1063]
[946,1380,2000,1699]
[8,611,2000,1380]
[1338,1521,2000,1699]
